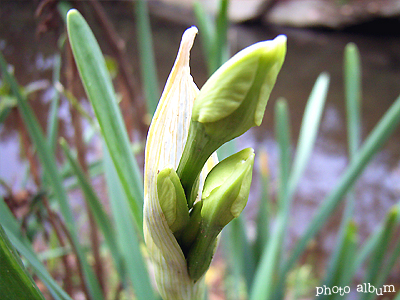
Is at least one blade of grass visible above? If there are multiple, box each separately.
[287,73,330,197]
[374,224,400,293]
[193,1,215,74]
[276,98,291,210]
[254,149,272,264]
[328,222,358,300]
[323,42,362,290]
[133,0,159,115]
[0,198,73,300]
[194,0,230,75]
[224,215,255,297]
[61,158,103,182]
[0,224,46,300]
[66,9,144,233]
[47,53,62,153]
[250,98,291,300]
[60,138,125,281]
[211,0,229,73]
[253,73,329,300]
[344,43,361,158]
[0,51,104,300]
[361,207,398,300]
[102,143,157,300]
[0,196,27,244]
[274,93,400,297]
[344,200,400,285]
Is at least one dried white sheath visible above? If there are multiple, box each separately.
[143,27,215,300]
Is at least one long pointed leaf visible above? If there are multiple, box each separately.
[361,207,398,300]
[0,198,73,300]
[288,73,330,197]
[250,98,291,300]
[254,73,329,300]
[0,224,46,300]
[47,53,62,153]
[60,139,125,281]
[224,216,255,297]
[254,149,271,263]
[275,93,400,296]
[193,1,215,74]
[133,0,159,115]
[66,9,144,233]
[328,222,358,300]
[323,42,362,290]
[102,143,157,300]
[0,51,104,300]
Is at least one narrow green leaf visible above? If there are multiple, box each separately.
[66,9,144,233]
[327,222,358,300]
[374,223,400,292]
[0,224,45,300]
[346,201,400,285]
[0,198,73,300]
[61,158,103,182]
[269,77,330,300]
[0,51,104,300]
[60,139,125,281]
[102,144,157,300]
[254,149,271,264]
[288,73,330,198]
[193,1,216,74]
[250,98,291,300]
[194,0,230,75]
[361,207,398,300]
[322,42,362,291]
[224,216,255,296]
[275,98,291,209]
[133,0,159,115]
[344,43,361,158]
[47,53,61,153]
[212,0,229,73]
[0,197,25,244]
[275,93,400,296]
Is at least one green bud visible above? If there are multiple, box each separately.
[201,147,255,227]
[177,36,286,206]
[187,148,255,281]
[157,167,190,235]
[193,35,287,129]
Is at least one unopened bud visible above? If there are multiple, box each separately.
[157,167,189,235]
[187,148,255,281]
[177,36,286,206]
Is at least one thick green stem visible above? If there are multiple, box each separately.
[176,121,219,208]
[187,221,220,282]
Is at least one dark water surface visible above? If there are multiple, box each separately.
[1,1,400,285]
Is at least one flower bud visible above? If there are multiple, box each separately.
[187,148,255,281]
[157,167,189,235]
[144,26,210,300]
[177,36,286,206]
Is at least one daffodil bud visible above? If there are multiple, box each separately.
[144,26,214,300]
[157,167,189,235]
[177,36,286,206]
[187,148,255,281]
